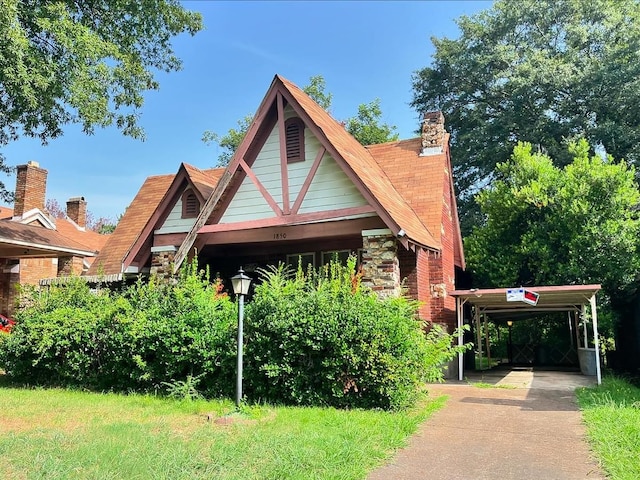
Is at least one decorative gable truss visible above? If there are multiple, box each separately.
[174,82,400,272]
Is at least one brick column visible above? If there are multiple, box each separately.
[150,246,177,279]
[361,229,401,298]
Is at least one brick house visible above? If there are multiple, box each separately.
[88,75,465,331]
[0,161,108,315]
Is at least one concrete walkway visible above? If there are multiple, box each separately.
[368,369,604,480]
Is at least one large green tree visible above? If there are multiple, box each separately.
[0,0,203,199]
[466,140,640,298]
[203,75,398,166]
[412,0,640,233]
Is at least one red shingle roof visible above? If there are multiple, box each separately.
[87,174,174,275]
[277,75,440,250]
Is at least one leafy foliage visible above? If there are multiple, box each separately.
[0,0,203,200]
[412,0,640,233]
[344,98,398,146]
[0,257,467,410]
[244,259,467,410]
[0,262,237,396]
[466,140,640,299]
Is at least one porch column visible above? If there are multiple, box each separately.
[360,229,401,299]
[150,246,177,279]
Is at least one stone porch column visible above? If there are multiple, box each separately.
[150,246,177,279]
[361,229,401,298]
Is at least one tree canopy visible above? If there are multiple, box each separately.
[411,0,640,233]
[465,140,640,298]
[203,75,398,166]
[0,0,203,199]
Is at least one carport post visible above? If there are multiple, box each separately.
[590,295,602,385]
[457,297,464,381]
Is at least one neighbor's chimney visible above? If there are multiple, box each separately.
[14,161,48,217]
[66,197,87,228]
[420,111,445,156]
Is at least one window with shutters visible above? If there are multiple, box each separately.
[181,190,200,218]
[285,117,305,163]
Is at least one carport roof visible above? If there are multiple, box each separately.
[451,284,601,314]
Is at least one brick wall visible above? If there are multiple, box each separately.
[428,161,457,331]
[399,247,433,320]
[14,162,47,217]
[57,256,85,276]
[66,197,87,228]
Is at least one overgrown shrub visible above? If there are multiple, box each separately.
[244,259,467,410]
[0,261,237,396]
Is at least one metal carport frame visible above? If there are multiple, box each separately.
[451,285,602,385]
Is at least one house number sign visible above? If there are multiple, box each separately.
[273,232,287,240]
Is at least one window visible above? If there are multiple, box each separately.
[286,252,315,271]
[182,190,200,218]
[285,117,305,163]
[321,250,352,267]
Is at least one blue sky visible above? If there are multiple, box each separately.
[2,0,492,220]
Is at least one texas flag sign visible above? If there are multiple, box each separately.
[506,288,539,306]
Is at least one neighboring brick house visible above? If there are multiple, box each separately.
[0,161,108,316]
[88,75,465,332]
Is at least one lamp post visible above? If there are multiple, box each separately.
[231,267,252,408]
[507,320,514,365]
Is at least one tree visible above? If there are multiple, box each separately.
[465,140,640,298]
[0,0,203,199]
[344,99,399,146]
[411,0,640,234]
[203,75,398,166]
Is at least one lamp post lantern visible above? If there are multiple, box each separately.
[231,267,251,408]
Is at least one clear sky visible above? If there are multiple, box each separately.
[2,0,492,221]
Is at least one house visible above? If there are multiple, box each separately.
[87,75,465,331]
[0,161,108,315]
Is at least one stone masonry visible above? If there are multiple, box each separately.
[360,229,401,298]
[150,247,177,279]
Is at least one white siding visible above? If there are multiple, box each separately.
[219,105,368,224]
[155,196,196,234]
[220,125,281,223]
[297,154,368,214]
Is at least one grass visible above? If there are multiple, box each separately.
[576,375,640,480]
[0,381,446,480]
[467,381,517,389]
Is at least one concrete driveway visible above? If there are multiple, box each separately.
[368,368,604,480]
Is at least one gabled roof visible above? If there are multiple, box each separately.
[88,164,223,276]
[367,137,466,269]
[87,174,174,276]
[174,75,444,271]
[276,75,439,250]
[0,205,108,261]
[0,220,98,258]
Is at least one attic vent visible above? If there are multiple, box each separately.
[182,191,200,218]
[285,117,305,163]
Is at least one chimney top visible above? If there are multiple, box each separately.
[13,161,48,218]
[420,111,446,157]
[66,197,88,229]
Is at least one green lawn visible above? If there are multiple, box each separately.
[576,375,640,480]
[0,382,445,479]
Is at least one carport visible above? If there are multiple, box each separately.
[451,285,602,385]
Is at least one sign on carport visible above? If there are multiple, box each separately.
[506,288,539,306]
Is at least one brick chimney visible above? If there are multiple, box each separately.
[66,197,87,228]
[420,111,445,156]
[14,161,48,217]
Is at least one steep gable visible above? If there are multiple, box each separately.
[87,174,174,276]
[174,75,440,272]
[88,164,223,276]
